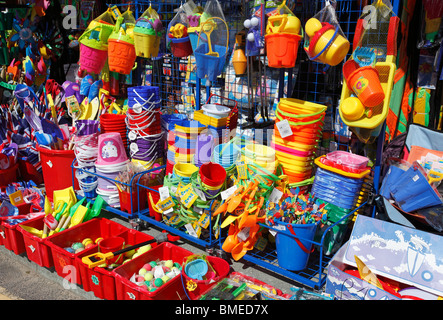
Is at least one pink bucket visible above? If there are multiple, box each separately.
[79,44,108,74]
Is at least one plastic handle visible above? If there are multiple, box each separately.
[267,15,288,34]
[286,224,314,254]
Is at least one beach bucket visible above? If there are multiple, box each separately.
[339,97,366,121]
[304,18,349,66]
[79,44,108,74]
[265,33,301,68]
[108,38,136,75]
[96,133,128,167]
[199,162,226,187]
[170,36,193,58]
[134,30,160,58]
[174,163,198,178]
[274,219,317,271]
[343,59,385,108]
[37,147,79,201]
[194,43,227,82]
[98,236,125,265]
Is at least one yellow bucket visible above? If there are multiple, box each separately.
[243,144,275,162]
[173,163,198,177]
[134,31,160,58]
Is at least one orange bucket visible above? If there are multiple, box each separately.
[265,33,301,68]
[343,60,385,108]
[108,39,136,75]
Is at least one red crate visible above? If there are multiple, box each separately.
[76,228,156,300]
[113,242,193,300]
[0,216,34,255]
[46,218,129,285]
[18,216,54,267]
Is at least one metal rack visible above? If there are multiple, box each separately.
[76,0,402,289]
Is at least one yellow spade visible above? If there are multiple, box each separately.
[69,201,91,228]
[78,96,99,120]
[53,187,76,207]
[19,225,43,238]
[354,255,383,289]
[201,20,219,57]
[42,196,53,239]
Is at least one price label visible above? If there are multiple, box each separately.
[276,119,293,138]
[157,197,175,212]
[194,188,207,201]
[237,227,250,242]
[158,186,170,201]
[198,212,210,229]
[268,188,283,204]
[181,189,198,208]
[185,223,198,238]
[220,185,238,201]
[237,161,248,180]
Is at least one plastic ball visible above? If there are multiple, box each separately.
[71,242,84,250]
[149,287,157,292]
[250,17,259,27]
[149,261,157,268]
[144,272,154,282]
[143,263,152,271]
[138,268,147,276]
[161,275,170,283]
[75,248,84,254]
[85,243,95,249]
[154,278,163,287]
[124,246,136,258]
[247,33,255,42]
[164,260,174,268]
[243,19,251,29]
[173,262,181,269]
[132,252,142,260]
[138,244,152,254]
[82,238,93,247]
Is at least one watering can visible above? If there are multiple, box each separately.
[266,14,301,35]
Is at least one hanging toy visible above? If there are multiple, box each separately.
[243,16,262,56]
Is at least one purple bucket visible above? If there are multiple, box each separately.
[96,169,120,191]
[76,120,100,136]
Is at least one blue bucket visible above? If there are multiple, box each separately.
[194,43,227,82]
[275,219,318,271]
[390,166,443,212]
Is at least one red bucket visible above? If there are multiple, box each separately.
[199,162,227,187]
[147,185,162,221]
[170,37,193,58]
[37,146,79,202]
[118,188,147,215]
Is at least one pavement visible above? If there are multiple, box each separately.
[0,211,318,300]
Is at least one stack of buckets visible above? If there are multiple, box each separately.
[100,113,128,154]
[272,98,326,185]
[212,142,239,171]
[95,132,129,207]
[73,120,100,198]
[173,163,198,185]
[194,134,214,168]
[126,86,164,167]
[312,151,370,210]
[173,120,207,166]
[242,143,278,182]
[199,162,226,197]
[162,114,187,175]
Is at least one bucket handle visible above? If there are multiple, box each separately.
[267,15,288,34]
[196,17,229,53]
[308,25,339,61]
[286,224,315,254]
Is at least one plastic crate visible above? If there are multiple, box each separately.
[193,110,228,128]
[0,216,34,255]
[76,228,156,300]
[46,218,129,285]
[113,242,193,300]
[18,215,55,267]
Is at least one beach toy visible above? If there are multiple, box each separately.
[340,96,368,121]
[339,57,396,144]
[342,59,385,108]
[133,5,162,58]
[108,15,136,75]
[199,162,226,187]
[96,132,128,167]
[201,104,231,119]
[184,258,208,280]
[265,14,302,68]
[304,17,349,66]
[194,17,229,82]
